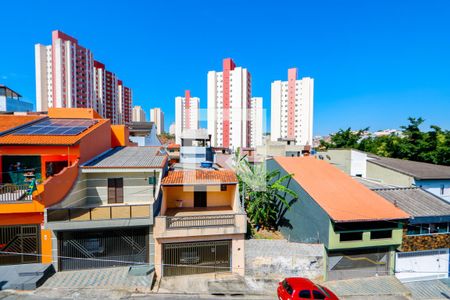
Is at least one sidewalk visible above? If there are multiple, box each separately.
[323,276,412,299]
[157,273,278,297]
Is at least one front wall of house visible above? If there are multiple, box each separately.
[85,171,159,205]
[328,222,404,250]
[266,159,330,246]
[366,162,414,186]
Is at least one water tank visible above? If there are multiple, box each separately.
[200,161,213,168]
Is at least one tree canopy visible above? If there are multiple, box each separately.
[319,118,450,166]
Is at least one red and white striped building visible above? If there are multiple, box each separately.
[207,58,263,149]
[175,90,200,144]
[35,30,132,124]
[271,68,314,146]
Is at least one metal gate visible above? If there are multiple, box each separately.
[163,240,231,276]
[0,225,40,265]
[59,227,148,271]
[327,248,390,280]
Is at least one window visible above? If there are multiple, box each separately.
[339,232,363,242]
[407,225,421,235]
[107,178,124,204]
[371,230,392,239]
[312,290,326,299]
[282,280,293,295]
[299,290,311,298]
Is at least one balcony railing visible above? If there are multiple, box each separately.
[166,214,236,229]
[0,184,32,203]
[47,204,151,222]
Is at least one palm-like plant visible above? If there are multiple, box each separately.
[234,148,298,230]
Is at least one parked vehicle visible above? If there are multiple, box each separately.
[277,277,339,300]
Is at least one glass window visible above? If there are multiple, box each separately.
[420,224,430,235]
[407,225,421,235]
[299,290,311,298]
[282,280,293,295]
[339,232,363,242]
[312,290,326,299]
[371,230,392,239]
[435,222,448,233]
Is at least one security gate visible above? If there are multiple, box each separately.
[0,225,40,265]
[327,248,390,280]
[163,240,231,276]
[59,227,148,271]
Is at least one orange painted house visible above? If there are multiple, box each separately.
[0,108,129,266]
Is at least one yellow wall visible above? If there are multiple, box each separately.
[163,185,236,211]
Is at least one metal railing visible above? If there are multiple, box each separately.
[47,204,151,222]
[166,214,235,229]
[0,184,32,203]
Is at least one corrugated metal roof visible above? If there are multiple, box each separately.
[372,187,450,217]
[354,177,399,189]
[83,146,167,168]
[368,156,450,180]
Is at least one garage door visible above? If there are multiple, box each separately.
[163,240,231,276]
[0,225,40,265]
[59,227,148,271]
[327,248,390,280]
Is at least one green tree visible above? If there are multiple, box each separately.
[234,149,298,230]
[319,117,450,166]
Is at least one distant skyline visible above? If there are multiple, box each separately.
[1,1,450,135]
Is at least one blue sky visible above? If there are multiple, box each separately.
[1,0,450,135]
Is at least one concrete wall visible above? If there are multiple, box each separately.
[316,149,367,177]
[266,159,330,246]
[245,239,325,280]
[366,162,414,187]
[317,149,351,175]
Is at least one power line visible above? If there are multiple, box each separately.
[0,250,449,273]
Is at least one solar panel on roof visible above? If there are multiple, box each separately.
[12,118,98,136]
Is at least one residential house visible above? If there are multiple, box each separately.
[128,121,161,146]
[154,167,246,277]
[44,146,168,271]
[179,129,214,164]
[317,149,450,202]
[367,156,450,203]
[267,157,409,280]
[356,177,450,282]
[0,108,125,266]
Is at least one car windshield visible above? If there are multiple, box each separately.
[282,280,293,295]
[317,285,331,297]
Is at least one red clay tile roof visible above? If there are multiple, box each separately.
[167,143,180,149]
[162,169,238,185]
[0,118,109,145]
[274,156,409,222]
[0,115,45,133]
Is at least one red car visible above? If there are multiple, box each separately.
[277,277,339,300]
